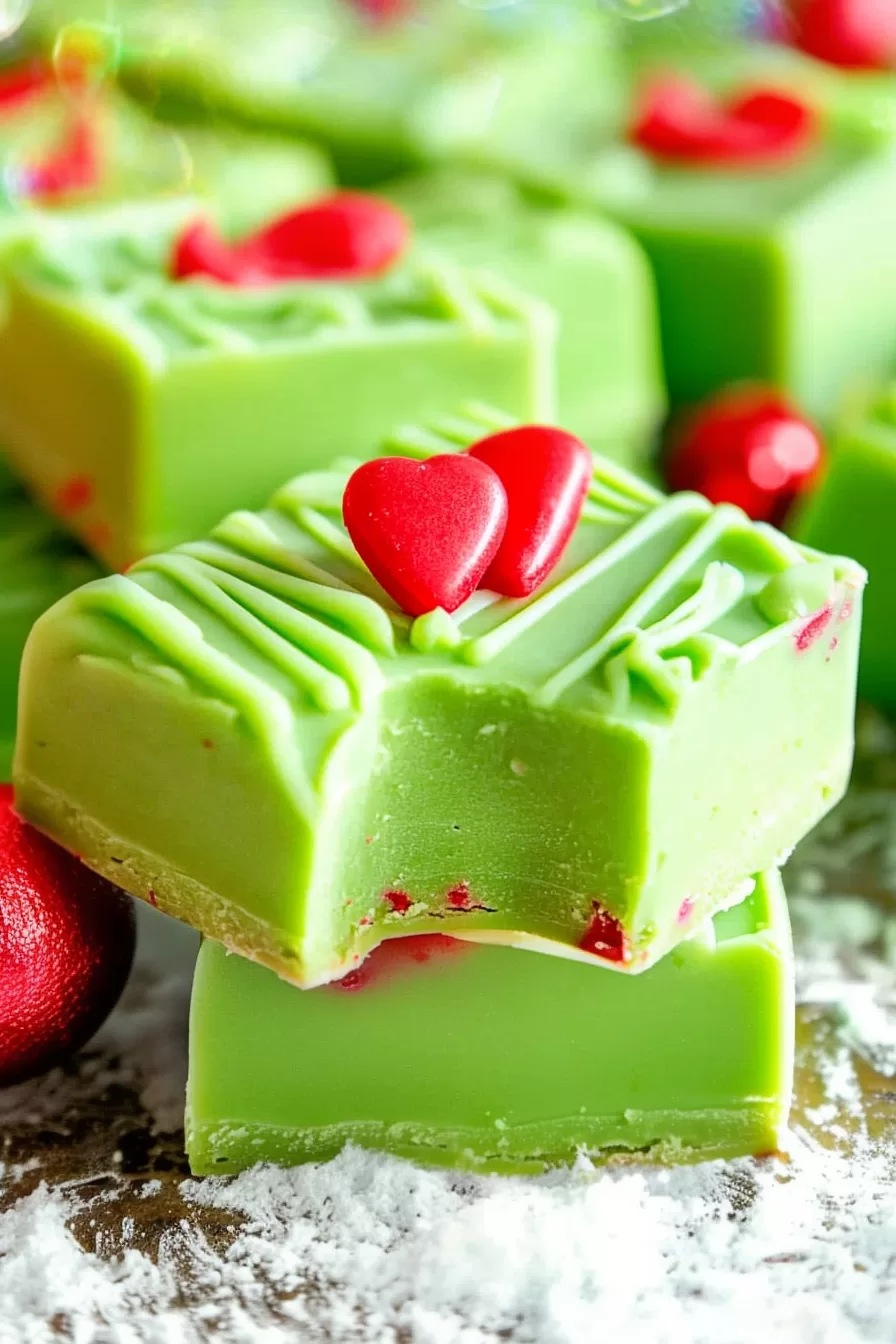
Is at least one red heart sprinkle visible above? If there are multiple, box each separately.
[0,58,52,113]
[665,385,824,526]
[23,112,100,199]
[343,455,508,617]
[171,193,409,286]
[171,217,249,284]
[789,0,896,70]
[578,902,628,964]
[468,425,591,598]
[631,76,817,165]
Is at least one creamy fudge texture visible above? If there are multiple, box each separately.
[0,491,99,780]
[0,205,553,568]
[186,871,795,1175]
[796,385,896,711]
[15,407,864,986]
[384,169,665,460]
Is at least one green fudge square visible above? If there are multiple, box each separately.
[14,405,864,988]
[576,134,896,419]
[384,169,665,463]
[0,204,554,569]
[0,491,99,780]
[186,871,794,1175]
[89,0,623,185]
[0,74,333,235]
[796,385,896,710]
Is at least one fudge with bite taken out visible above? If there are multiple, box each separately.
[187,871,794,1174]
[14,406,864,987]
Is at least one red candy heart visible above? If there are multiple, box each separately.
[0,785,136,1087]
[665,385,824,526]
[468,425,592,598]
[631,75,817,165]
[0,58,52,113]
[343,455,509,616]
[171,193,409,286]
[23,112,100,199]
[789,0,896,70]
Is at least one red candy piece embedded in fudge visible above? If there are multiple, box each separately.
[631,75,817,166]
[468,425,592,598]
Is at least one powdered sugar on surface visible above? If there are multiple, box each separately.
[1,713,896,1343]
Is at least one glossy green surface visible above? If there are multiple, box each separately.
[186,871,794,1175]
[385,169,665,460]
[0,78,333,234]
[0,205,554,569]
[0,491,99,779]
[796,386,896,711]
[15,406,864,986]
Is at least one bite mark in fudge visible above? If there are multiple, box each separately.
[14,406,865,986]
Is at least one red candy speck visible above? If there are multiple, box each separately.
[447,882,472,909]
[788,0,896,70]
[631,76,817,166]
[55,474,94,514]
[350,0,410,20]
[171,193,409,287]
[579,903,628,964]
[677,897,694,925]
[335,934,468,992]
[665,385,824,525]
[795,603,834,652]
[384,889,412,914]
[467,426,592,598]
[343,454,509,616]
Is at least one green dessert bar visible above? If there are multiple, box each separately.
[384,169,665,461]
[0,73,333,235]
[14,407,864,987]
[0,491,98,780]
[186,871,795,1175]
[583,134,896,419]
[0,206,553,569]
[105,0,623,185]
[796,384,896,711]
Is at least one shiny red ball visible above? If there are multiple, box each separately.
[665,386,824,526]
[0,786,136,1088]
[789,0,896,70]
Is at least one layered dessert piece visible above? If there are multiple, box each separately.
[385,169,665,461]
[0,59,333,235]
[186,870,795,1174]
[0,204,553,569]
[15,407,864,986]
[796,384,896,711]
[0,490,98,779]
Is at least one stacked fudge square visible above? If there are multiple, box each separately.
[0,0,883,1173]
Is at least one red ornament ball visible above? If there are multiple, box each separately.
[665,386,824,526]
[789,0,896,71]
[0,786,136,1088]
